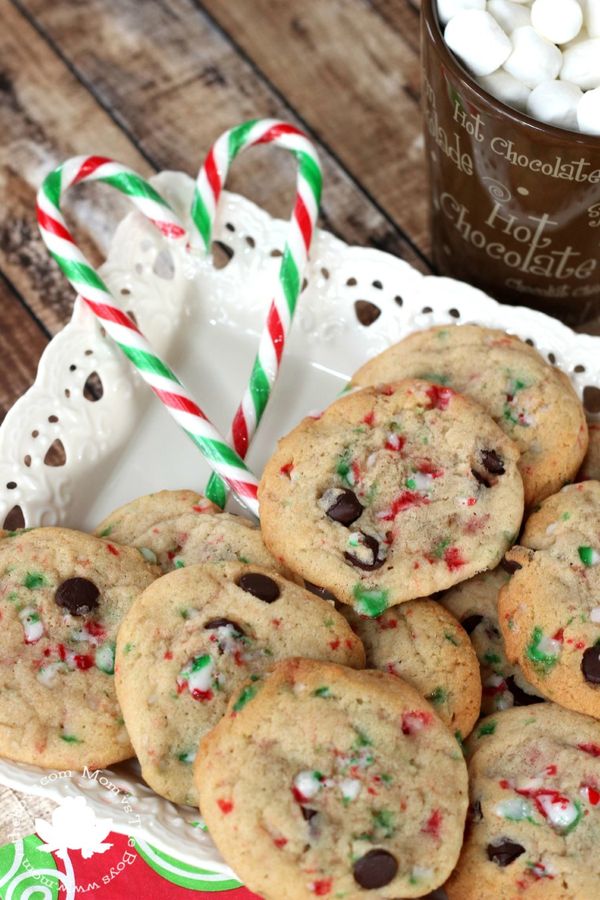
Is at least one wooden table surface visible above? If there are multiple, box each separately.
[0,0,427,845]
[0,0,429,429]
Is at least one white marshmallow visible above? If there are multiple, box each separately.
[526,79,583,129]
[445,10,512,76]
[560,38,600,88]
[531,0,583,44]
[487,0,531,33]
[478,68,531,109]
[581,0,600,36]
[577,86,600,133]
[504,26,563,88]
[437,0,486,26]
[561,25,590,49]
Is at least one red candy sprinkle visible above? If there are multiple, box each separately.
[384,434,406,452]
[552,628,565,643]
[582,784,600,806]
[329,639,341,650]
[579,743,600,757]
[191,689,214,702]
[217,798,234,814]
[362,410,375,426]
[426,384,454,410]
[86,621,106,638]
[274,837,288,848]
[74,654,94,670]
[164,651,173,660]
[378,491,430,521]
[417,460,443,478]
[422,808,442,839]
[106,544,120,557]
[312,879,332,896]
[280,461,294,477]
[401,710,433,735]
[444,547,465,571]
[545,764,557,776]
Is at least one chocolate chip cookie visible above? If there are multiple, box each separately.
[259,379,524,614]
[341,600,481,737]
[196,657,469,899]
[446,703,600,899]
[352,325,588,508]
[498,481,600,719]
[0,527,157,768]
[115,563,365,806]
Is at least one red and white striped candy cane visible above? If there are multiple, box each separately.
[36,155,260,516]
[192,120,322,508]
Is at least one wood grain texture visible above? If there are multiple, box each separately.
[0,0,152,335]
[200,0,429,251]
[19,0,430,267]
[0,276,48,425]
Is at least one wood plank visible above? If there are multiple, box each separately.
[17,0,429,269]
[0,0,154,335]
[0,276,48,424]
[199,0,429,252]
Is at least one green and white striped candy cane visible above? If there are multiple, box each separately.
[193,120,322,509]
[36,155,260,516]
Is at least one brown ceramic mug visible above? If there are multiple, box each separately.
[421,0,600,328]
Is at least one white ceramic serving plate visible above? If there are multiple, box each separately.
[0,171,599,880]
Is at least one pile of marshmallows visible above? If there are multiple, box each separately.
[438,0,600,135]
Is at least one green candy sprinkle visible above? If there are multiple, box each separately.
[336,449,354,487]
[177,750,196,764]
[444,631,459,646]
[60,734,82,744]
[561,512,571,521]
[405,478,417,490]
[426,686,447,705]
[477,721,497,737]
[7,592,18,602]
[99,525,113,538]
[354,729,372,748]
[578,546,600,567]
[380,773,393,784]
[96,641,116,675]
[527,627,560,671]
[237,555,250,564]
[419,372,450,385]
[233,683,259,713]
[314,686,331,698]
[432,538,451,559]
[484,652,502,665]
[352,584,389,617]
[371,809,394,838]
[24,572,48,590]
[123,642,133,654]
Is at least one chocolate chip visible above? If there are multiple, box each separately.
[237,573,280,603]
[344,532,385,571]
[325,489,364,526]
[204,618,245,635]
[55,578,100,616]
[461,614,483,635]
[300,807,318,822]
[581,645,600,684]
[470,799,483,822]
[505,676,543,707]
[501,557,522,575]
[481,449,505,475]
[353,849,398,888]
[486,840,525,867]
[471,467,493,488]
[304,581,337,602]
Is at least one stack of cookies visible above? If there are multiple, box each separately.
[1,324,599,900]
